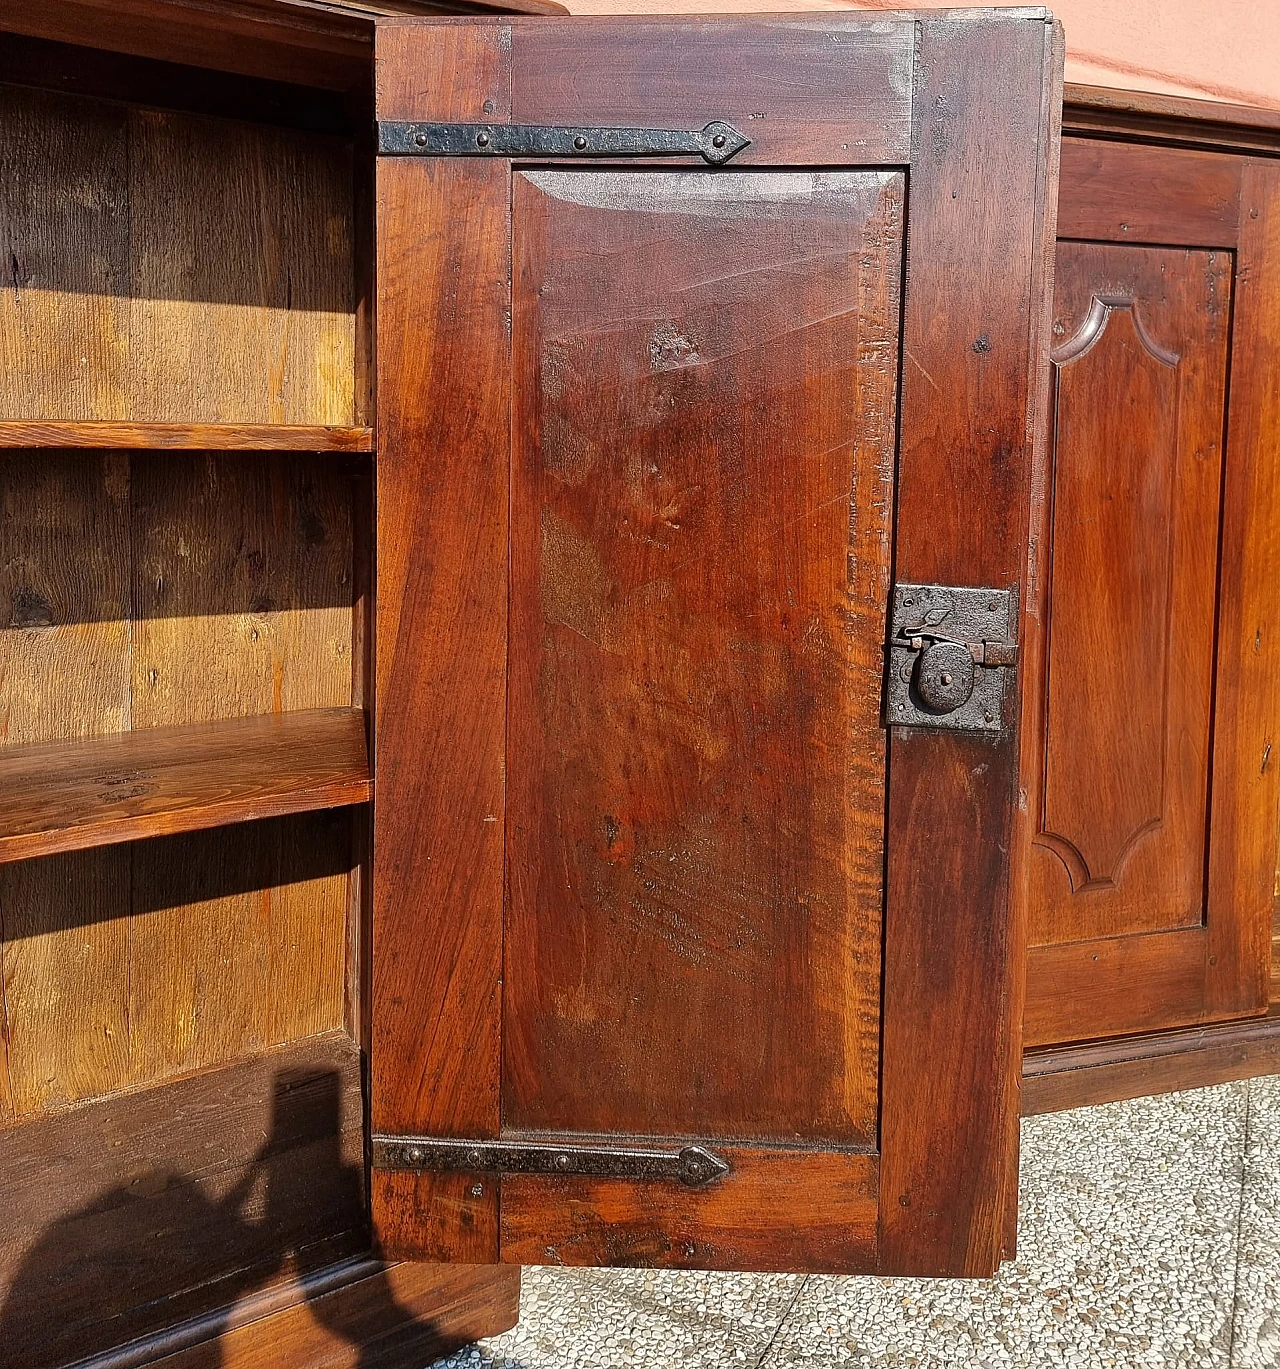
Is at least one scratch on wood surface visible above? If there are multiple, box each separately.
[906,347,941,394]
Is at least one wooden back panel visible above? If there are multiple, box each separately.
[0,84,359,1115]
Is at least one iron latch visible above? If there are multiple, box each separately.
[372,1134,730,1187]
[377,120,751,166]
[885,584,1018,733]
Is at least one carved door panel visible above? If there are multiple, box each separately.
[1025,141,1280,1046]
[372,12,1062,1276]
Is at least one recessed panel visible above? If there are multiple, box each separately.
[505,169,904,1146]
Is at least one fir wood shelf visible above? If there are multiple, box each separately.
[0,708,371,863]
[0,421,375,451]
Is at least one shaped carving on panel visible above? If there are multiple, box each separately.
[1036,295,1181,893]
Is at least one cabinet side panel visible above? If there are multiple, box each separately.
[1207,159,1280,1018]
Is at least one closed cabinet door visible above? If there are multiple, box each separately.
[372,10,1061,1277]
[1024,141,1280,1047]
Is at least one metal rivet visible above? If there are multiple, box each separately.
[573,135,588,150]
[476,132,490,148]
[712,133,727,148]
[407,1146,423,1164]
[555,1153,572,1171]
[466,1148,482,1167]
[985,711,994,723]
[413,132,428,147]
[940,672,953,686]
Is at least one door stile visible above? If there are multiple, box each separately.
[1206,157,1280,1018]
[878,10,1062,1276]
[371,23,515,1263]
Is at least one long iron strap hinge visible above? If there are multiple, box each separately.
[377,120,751,166]
[886,583,1019,733]
[372,1134,731,1188]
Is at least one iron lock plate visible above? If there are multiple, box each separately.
[885,584,1018,733]
[377,120,751,166]
[372,1134,731,1188]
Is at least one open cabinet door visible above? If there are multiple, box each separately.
[371,9,1063,1277]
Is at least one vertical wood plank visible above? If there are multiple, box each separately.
[129,454,352,1081]
[878,11,1061,1277]
[1,849,132,1114]
[1206,158,1280,1017]
[128,108,355,425]
[0,453,134,1114]
[0,87,128,421]
[372,19,513,1264]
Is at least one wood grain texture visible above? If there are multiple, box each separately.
[0,1032,367,1368]
[499,1148,878,1273]
[371,20,512,1264]
[145,1261,521,1369]
[375,14,914,164]
[1022,1008,1280,1116]
[0,423,373,450]
[0,0,373,92]
[373,9,1060,1278]
[1057,139,1242,248]
[502,167,900,1145]
[0,85,355,426]
[1026,927,1211,1045]
[128,107,353,424]
[0,449,360,1112]
[0,86,129,422]
[1025,155,1280,1051]
[0,849,132,1116]
[130,453,355,727]
[1205,157,1280,1019]
[1030,245,1230,948]
[877,10,1061,1278]
[0,708,369,863]
[0,452,134,1114]
[1063,83,1280,158]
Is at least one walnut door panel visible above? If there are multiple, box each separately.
[1024,185,1280,1045]
[373,12,1062,1276]
[1032,244,1229,946]
[504,168,900,1147]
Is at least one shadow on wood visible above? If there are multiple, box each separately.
[0,1036,515,1366]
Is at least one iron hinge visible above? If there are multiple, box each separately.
[372,1134,731,1188]
[377,120,751,166]
[885,584,1018,733]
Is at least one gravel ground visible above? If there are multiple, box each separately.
[431,1077,1280,1369]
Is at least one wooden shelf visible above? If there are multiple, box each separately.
[0,421,375,452]
[0,708,371,863]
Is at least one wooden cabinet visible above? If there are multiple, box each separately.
[1022,96,1280,1106]
[0,7,529,1366]
[370,11,1062,1278]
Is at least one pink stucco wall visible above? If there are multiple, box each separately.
[562,0,1280,111]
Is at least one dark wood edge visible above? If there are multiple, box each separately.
[1022,1010,1280,1116]
[0,422,375,451]
[70,1255,387,1368]
[1065,83,1280,136]
[877,10,1062,1278]
[67,1255,522,1369]
[1064,82,1280,156]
